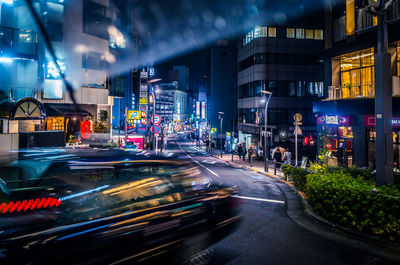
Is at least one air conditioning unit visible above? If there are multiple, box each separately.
[393,76,400,97]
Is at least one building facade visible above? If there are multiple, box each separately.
[0,0,117,146]
[237,21,325,158]
[314,0,400,169]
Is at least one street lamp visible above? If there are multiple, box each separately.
[261,90,272,172]
[150,81,161,153]
[218,112,224,158]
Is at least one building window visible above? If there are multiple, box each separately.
[314,29,323,40]
[305,29,314,39]
[286,28,295,38]
[296,28,305,39]
[339,47,375,99]
[82,51,106,70]
[243,26,267,46]
[82,1,111,40]
[268,27,276,37]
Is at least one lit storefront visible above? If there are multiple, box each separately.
[364,115,400,169]
[317,115,354,167]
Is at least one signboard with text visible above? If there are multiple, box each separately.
[364,115,400,128]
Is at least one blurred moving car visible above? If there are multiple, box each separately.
[0,149,241,264]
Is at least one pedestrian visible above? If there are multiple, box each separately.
[206,138,210,153]
[248,145,254,163]
[237,144,243,160]
[258,147,263,161]
[242,145,247,161]
[283,149,292,165]
[273,147,283,168]
[159,134,164,153]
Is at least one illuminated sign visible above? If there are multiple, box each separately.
[128,110,141,120]
[196,101,200,119]
[177,102,181,116]
[364,115,400,128]
[140,71,148,78]
[201,102,206,119]
[325,115,338,125]
[149,68,155,76]
[139,98,148,104]
[141,111,147,118]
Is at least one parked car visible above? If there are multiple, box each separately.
[0,149,241,264]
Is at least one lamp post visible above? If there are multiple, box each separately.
[261,90,272,172]
[218,112,224,158]
[367,0,394,185]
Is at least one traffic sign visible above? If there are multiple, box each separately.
[154,114,161,125]
[152,124,161,134]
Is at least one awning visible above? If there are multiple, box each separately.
[0,97,46,120]
[44,103,91,117]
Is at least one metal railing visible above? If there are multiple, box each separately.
[327,85,374,100]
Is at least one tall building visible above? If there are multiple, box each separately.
[209,40,237,135]
[237,19,325,157]
[0,0,117,148]
[313,0,400,168]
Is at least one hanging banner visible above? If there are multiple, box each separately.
[80,121,91,139]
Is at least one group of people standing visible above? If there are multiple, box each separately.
[236,144,292,166]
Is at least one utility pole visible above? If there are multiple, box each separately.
[218,112,224,158]
[368,0,394,185]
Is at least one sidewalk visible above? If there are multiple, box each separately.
[195,145,285,179]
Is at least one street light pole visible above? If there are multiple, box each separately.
[261,90,272,172]
[369,0,394,185]
[218,112,224,158]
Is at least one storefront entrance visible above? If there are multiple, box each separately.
[317,115,354,167]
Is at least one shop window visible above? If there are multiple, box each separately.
[305,29,314,39]
[47,117,64,131]
[314,29,323,40]
[268,27,276,37]
[286,28,295,38]
[296,28,304,39]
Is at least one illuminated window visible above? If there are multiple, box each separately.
[296,28,304,39]
[305,29,314,39]
[243,26,267,46]
[339,48,375,99]
[268,27,276,37]
[314,29,323,40]
[346,0,355,36]
[397,42,400,76]
[286,28,295,38]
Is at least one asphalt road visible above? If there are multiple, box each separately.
[165,136,399,265]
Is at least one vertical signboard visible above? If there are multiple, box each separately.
[196,101,200,119]
[201,101,206,119]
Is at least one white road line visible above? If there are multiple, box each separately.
[177,141,220,179]
[233,195,285,204]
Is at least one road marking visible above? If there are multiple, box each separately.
[177,141,220,179]
[233,195,285,204]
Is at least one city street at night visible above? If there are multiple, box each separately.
[164,136,400,265]
[2,0,400,264]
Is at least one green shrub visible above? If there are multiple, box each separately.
[281,164,309,190]
[305,171,400,241]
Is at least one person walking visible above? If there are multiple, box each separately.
[273,147,283,168]
[248,145,254,163]
[242,145,247,162]
[283,149,292,165]
[237,144,243,160]
[257,147,263,161]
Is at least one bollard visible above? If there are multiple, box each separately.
[274,161,277,175]
[264,159,267,172]
[250,156,253,167]
[231,152,234,162]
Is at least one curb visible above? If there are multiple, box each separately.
[208,152,400,250]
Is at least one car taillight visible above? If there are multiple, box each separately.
[0,197,62,214]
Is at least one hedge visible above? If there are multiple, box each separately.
[305,171,400,240]
[281,164,400,240]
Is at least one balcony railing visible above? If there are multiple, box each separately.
[0,26,38,59]
[327,85,375,100]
